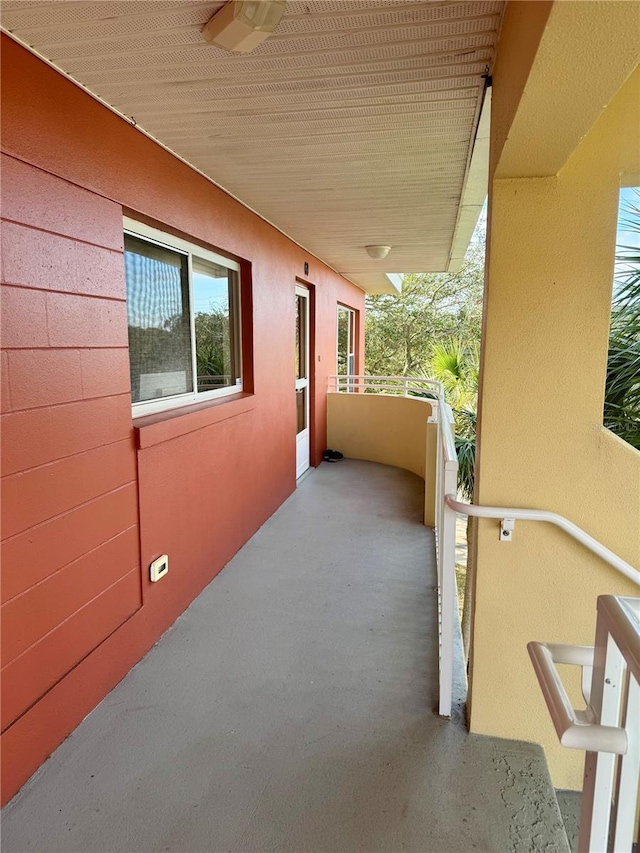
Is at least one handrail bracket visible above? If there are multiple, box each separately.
[500,517,516,542]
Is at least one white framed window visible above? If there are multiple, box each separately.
[337,305,356,380]
[123,218,242,416]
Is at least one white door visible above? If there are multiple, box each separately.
[295,285,310,478]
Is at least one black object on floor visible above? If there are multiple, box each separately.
[323,449,344,462]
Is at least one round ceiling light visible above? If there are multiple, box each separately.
[365,245,392,259]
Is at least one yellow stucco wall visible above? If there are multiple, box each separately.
[326,393,437,525]
[493,1,640,180]
[471,37,640,791]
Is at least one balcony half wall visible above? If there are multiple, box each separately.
[327,393,437,526]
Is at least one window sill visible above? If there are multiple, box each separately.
[134,392,255,449]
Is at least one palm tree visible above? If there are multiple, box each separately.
[604,191,640,449]
[428,338,479,496]
[429,339,479,411]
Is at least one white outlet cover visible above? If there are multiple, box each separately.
[150,554,169,582]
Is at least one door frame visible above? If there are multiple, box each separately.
[295,282,313,478]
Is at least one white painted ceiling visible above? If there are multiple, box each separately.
[1,0,504,292]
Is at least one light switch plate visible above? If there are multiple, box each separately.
[150,554,169,582]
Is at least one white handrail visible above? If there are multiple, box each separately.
[329,374,441,384]
[444,495,640,586]
[439,400,457,465]
[529,596,640,852]
[328,374,443,397]
[527,641,628,754]
[580,596,640,853]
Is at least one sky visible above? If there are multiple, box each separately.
[617,186,640,247]
[615,186,640,279]
[192,269,229,315]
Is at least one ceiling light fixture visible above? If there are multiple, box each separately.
[202,1,287,54]
[366,245,392,259]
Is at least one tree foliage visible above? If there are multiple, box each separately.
[364,224,485,497]
[127,314,191,374]
[604,190,640,450]
[428,339,479,499]
[364,231,484,377]
[127,307,232,394]
[430,338,479,410]
[194,308,231,378]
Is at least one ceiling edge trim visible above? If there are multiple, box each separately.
[447,81,490,272]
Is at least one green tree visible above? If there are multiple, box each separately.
[429,339,479,412]
[194,308,231,379]
[604,190,640,449]
[427,336,479,498]
[365,232,484,377]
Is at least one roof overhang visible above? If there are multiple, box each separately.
[447,85,490,273]
[0,0,503,293]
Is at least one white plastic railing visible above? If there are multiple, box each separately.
[328,374,442,397]
[446,494,639,848]
[529,596,640,852]
[434,398,459,717]
[444,495,640,586]
[527,642,628,753]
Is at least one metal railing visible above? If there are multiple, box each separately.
[328,374,442,397]
[529,596,639,852]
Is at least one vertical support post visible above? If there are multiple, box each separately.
[579,626,625,852]
[438,460,458,717]
[433,399,458,718]
[612,672,639,851]
[435,409,444,584]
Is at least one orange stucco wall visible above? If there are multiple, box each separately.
[0,35,365,804]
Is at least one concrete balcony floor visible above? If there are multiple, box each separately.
[3,461,569,853]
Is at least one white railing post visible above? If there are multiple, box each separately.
[579,633,624,852]
[435,400,458,718]
[529,597,640,853]
[439,458,458,717]
[613,673,639,851]
[435,411,443,580]
[578,597,640,853]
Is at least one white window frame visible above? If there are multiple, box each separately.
[123,217,242,417]
[336,304,356,381]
